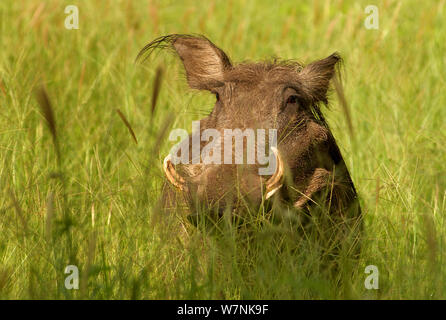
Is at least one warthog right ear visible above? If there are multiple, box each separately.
[299,53,341,105]
[136,34,232,90]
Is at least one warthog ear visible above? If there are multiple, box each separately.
[136,34,232,90]
[299,53,341,105]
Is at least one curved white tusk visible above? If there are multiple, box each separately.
[265,146,284,199]
[163,154,187,191]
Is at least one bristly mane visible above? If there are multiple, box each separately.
[136,34,341,111]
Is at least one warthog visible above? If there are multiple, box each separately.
[137,35,361,239]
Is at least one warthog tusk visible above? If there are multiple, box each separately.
[265,147,284,199]
[163,147,284,197]
[163,154,187,191]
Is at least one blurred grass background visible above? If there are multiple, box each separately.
[0,0,445,299]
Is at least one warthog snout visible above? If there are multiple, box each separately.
[163,146,284,210]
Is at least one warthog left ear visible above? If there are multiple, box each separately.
[298,53,341,105]
[136,34,232,90]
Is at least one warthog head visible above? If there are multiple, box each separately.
[138,34,360,219]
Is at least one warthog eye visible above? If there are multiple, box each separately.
[286,95,298,105]
[215,92,220,101]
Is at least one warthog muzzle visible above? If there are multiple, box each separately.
[163,146,284,205]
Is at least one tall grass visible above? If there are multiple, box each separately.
[0,0,445,299]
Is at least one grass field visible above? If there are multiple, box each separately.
[0,0,445,299]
